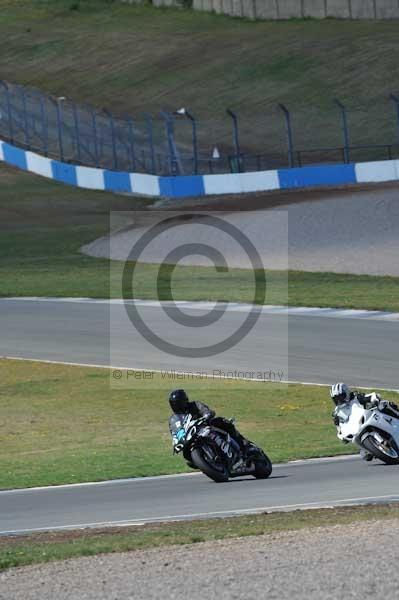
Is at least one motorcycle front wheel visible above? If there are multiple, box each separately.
[362,431,399,465]
[253,452,273,479]
[191,445,229,483]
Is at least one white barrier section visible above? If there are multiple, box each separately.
[202,173,242,195]
[26,151,53,179]
[239,170,280,193]
[355,160,398,183]
[76,166,105,190]
[203,170,280,195]
[129,173,160,196]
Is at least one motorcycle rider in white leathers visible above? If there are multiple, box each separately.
[330,382,399,461]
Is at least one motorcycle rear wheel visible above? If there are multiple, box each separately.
[362,432,399,465]
[191,446,229,483]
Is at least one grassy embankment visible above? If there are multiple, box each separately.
[2,504,399,571]
[1,3,399,306]
[0,0,398,151]
[1,166,399,309]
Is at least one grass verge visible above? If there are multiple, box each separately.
[0,358,358,490]
[2,166,399,310]
[1,504,399,571]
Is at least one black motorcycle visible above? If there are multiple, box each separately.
[171,414,272,483]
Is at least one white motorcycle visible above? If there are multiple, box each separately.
[335,398,399,464]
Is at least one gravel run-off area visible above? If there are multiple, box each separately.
[83,186,399,276]
[1,519,398,599]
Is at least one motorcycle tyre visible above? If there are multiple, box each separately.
[191,446,229,483]
[253,453,273,479]
[362,434,399,466]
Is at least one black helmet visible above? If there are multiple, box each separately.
[169,389,189,413]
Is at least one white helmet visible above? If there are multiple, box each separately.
[330,382,351,405]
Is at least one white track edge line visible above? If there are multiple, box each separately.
[2,494,398,536]
[2,356,399,394]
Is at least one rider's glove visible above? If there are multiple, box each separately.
[378,399,388,411]
[368,392,381,405]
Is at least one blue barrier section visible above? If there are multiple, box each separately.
[104,170,132,193]
[3,143,27,170]
[159,175,205,198]
[51,161,78,186]
[278,164,357,189]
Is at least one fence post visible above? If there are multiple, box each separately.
[160,111,173,174]
[71,102,82,163]
[144,113,156,174]
[389,94,399,144]
[174,108,198,175]
[226,108,242,172]
[19,86,31,150]
[104,109,118,170]
[334,98,350,164]
[125,115,136,172]
[186,109,198,175]
[160,110,183,175]
[54,97,65,162]
[37,93,49,157]
[88,106,100,168]
[278,103,295,168]
[0,81,14,143]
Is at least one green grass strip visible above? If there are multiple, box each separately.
[1,504,399,572]
[0,358,357,490]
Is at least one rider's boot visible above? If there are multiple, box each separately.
[360,448,373,462]
[242,440,258,460]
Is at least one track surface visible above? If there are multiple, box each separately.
[2,298,399,535]
[1,298,399,388]
[1,456,399,535]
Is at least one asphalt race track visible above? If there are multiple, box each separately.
[1,456,399,535]
[1,298,399,388]
[1,298,399,534]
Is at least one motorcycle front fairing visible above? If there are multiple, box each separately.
[335,399,366,442]
[169,413,187,446]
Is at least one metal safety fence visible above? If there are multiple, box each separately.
[1,80,399,176]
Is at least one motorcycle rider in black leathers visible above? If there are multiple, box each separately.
[168,389,257,462]
[330,382,399,461]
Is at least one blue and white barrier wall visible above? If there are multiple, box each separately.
[1,138,399,198]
